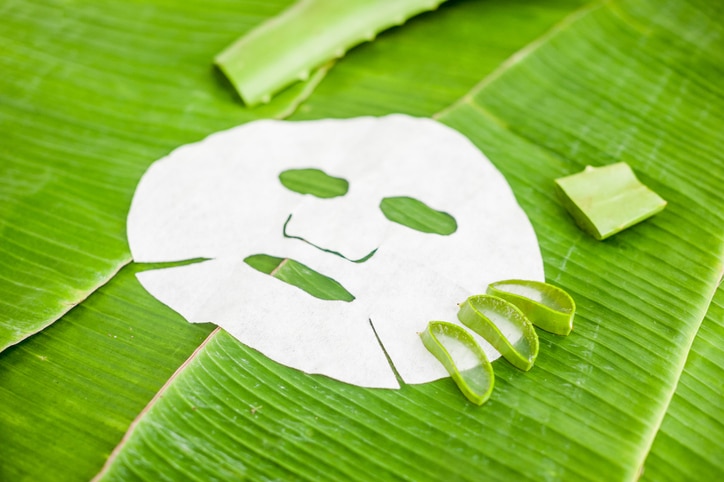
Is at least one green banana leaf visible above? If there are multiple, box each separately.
[1,0,722,480]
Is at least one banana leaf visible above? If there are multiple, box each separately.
[1,0,722,480]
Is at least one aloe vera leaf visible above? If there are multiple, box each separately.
[419,321,494,405]
[457,295,539,371]
[486,280,575,336]
[555,162,667,240]
[215,0,447,106]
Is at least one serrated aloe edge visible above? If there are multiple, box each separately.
[419,321,494,406]
[486,280,576,336]
[457,295,539,371]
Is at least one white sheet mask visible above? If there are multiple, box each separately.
[127,115,544,389]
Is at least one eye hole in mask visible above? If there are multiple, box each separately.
[379,196,457,236]
[278,168,349,199]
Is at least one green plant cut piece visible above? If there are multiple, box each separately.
[486,280,576,336]
[244,254,355,302]
[379,196,457,235]
[279,168,349,198]
[554,162,667,240]
[457,295,539,371]
[215,0,447,105]
[419,321,494,406]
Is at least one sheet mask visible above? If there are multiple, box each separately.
[127,115,544,389]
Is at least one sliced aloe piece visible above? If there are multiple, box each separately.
[457,295,539,371]
[419,321,494,405]
[555,162,667,240]
[487,280,576,336]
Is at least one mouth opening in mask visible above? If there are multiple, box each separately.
[243,253,356,302]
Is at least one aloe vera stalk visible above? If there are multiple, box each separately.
[215,0,447,105]
[419,321,494,405]
[487,280,575,336]
[457,295,539,371]
[554,162,667,240]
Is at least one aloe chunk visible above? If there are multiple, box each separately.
[487,280,575,336]
[554,162,667,240]
[419,321,494,405]
[457,295,538,371]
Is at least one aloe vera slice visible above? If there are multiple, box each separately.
[487,280,575,336]
[419,321,494,405]
[457,295,539,371]
[554,162,667,240]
